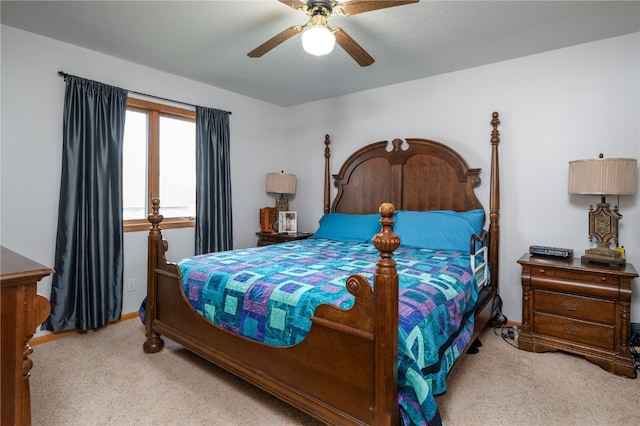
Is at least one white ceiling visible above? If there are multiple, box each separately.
[2,1,639,107]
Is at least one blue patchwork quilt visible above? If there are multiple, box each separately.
[142,239,477,425]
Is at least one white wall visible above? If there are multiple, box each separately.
[286,33,640,324]
[2,24,639,334]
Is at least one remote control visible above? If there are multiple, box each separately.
[529,245,573,258]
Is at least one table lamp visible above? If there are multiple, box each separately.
[568,155,637,266]
[266,171,296,212]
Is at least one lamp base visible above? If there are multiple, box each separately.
[275,197,289,212]
[581,248,626,267]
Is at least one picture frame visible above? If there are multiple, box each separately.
[278,211,297,234]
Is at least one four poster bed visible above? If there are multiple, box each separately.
[143,112,502,425]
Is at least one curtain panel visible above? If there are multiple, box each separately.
[195,106,232,254]
[42,75,127,332]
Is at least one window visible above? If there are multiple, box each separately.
[123,98,196,232]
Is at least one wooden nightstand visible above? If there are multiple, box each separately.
[517,253,638,377]
[256,232,313,247]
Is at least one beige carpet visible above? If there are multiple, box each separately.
[30,319,638,425]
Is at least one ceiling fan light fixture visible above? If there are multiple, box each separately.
[301,25,335,56]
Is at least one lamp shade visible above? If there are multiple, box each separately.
[301,26,335,56]
[568,158,637,195]
[266,172,296,195]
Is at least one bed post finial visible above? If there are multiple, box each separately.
[148,197,164,232]
[324,135,331,214]
[372,203,400,258]
[491,112,500,145]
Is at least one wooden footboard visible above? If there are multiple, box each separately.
[145,200,401,425]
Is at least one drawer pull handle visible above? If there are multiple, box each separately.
[539,268,545,274]
[601,276,606,281]
[563,301,581,311]
[563,325,580,335]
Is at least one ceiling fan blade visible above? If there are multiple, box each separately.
[338,0,419,16]
[278,0,308,12]
[247,25,303,58]
[334,28,374,67]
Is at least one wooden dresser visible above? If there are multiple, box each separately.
[1,247,53,425]
[517,253,637,378]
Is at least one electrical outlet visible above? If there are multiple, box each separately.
[127,278,136,292]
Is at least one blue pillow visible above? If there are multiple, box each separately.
[394,209,485,252]
[311,213,381,243]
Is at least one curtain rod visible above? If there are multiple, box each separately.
[57,71,231,115]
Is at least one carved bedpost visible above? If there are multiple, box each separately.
[371,203,400,425]
[489,112,501,293]
[323,134,331,214]
[143,197,165,353]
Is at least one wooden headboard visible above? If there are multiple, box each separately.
[328,138,482,214]
[322,112,501,293]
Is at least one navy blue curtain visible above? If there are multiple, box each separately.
[195,106,232,254]
[42,75,127,332]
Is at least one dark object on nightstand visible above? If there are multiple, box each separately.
[256,232,313,247]
[517,253,638,378]
[529,245,573,258]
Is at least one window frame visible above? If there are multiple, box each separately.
[123,97,196,232]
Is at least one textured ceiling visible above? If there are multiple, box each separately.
[2,1,639,107]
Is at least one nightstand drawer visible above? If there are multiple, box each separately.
[256,232,313,247]
[533,312,615,350]
[259,234,285,245]
[533,289,615,324]
[530,268,620,299]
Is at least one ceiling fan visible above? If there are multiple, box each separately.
[247,0,419,67]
